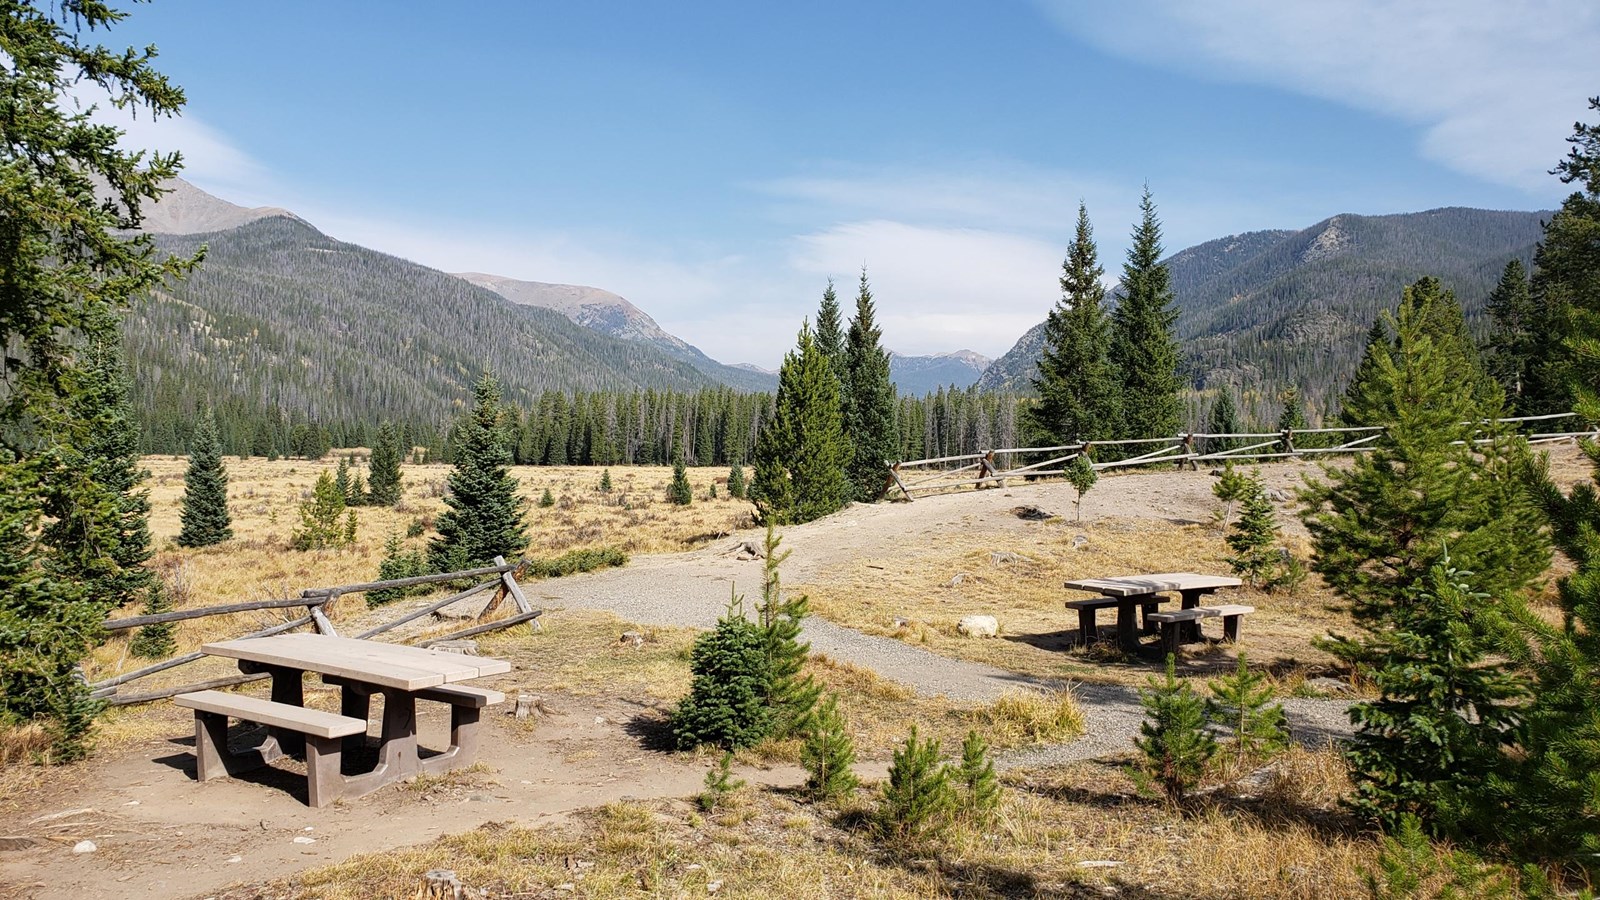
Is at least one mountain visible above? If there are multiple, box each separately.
[457,273,776,392]
[977,207,1548,422]
[889,350,991,394]
[136,177,300,235]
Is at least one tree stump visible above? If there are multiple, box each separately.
[415,869,464,899]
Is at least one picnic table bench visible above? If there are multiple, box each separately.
[176,633,510,806]
[1063,572,1244,652]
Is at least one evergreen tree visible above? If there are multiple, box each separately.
[428,375,529,572]
[814,279,849,394]
[1206,388,1241,454]
[1302,282,1549,668]
[128,580,177,660]
[1109,187,1183,441]
[1065,454,1097,524]
[671,597,774,751]
[334,456,353,503]
[1278,384,1310,448]
[292,471,356,551]
[177,413,233,548]
[537,487,555,508]
[1135,655,1216,804]
[727,463,746,499]
[1339,319,1394,427]
[368,532,427,607]
[1345,562,1524,834]
[599,468,613,492]
[1226,471,1280,587]
[844,269,898,502]
[366,421,404,506]
[1205,654,1288,764]
[1212,462,1251,529]
[1484,259,1536,406]
[750,323,852,525]
[755,525,819,735]
[801,693,858,801]
[956,729,1002,821]
[878,726,955,844]
[1029,202,1120,445]
[668,444,693,506]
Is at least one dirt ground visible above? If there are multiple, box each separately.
[0,442,1590,899]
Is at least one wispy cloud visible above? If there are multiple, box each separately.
[1036,0,1600,192]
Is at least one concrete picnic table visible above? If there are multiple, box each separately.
[192,633,510,804]
[1063,572,1242,651]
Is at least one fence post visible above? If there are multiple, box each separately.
[1180,433,1197,471]
[1281,427,1296,455]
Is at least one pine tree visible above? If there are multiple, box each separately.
[428,375,529,572]
[128,580,177,660]
[368,532,427,607]
[366,421,404,506]
[1135,655,1216,804]
[844,269,897,502]
[1109,187,1182,441]
[1206,388,1241,454]
[334,456,354,503]
[727,464,746,499]
[698,751,746,812]
[1345,562,1524,834]
[668,444,693,506]
[292,471,355,551]
[814,279,849,394]
[1278,384,1311,448]
[1226,471,1279,587]
[956,729,1002,821]
[538,487,555,508]
[755,525,820,735]
[1302,281,1549,668]
[879,726,955,844]
[801,693,858,801]
[599,468,613,492]
[1339,319,1394,427]
[1065,454,1097,524]
[177,412,233,548]
[671,596,774,751]
[750,322,852,525]
[1205,654,1287,764]
[1212,462,1251,529]
[1029,202,1120,445]
[1484,259,1536,406]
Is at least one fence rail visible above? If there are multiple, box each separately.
[89,556,541,706]
[884,413,1597,500]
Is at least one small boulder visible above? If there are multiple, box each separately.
[944,573,967,588]
[1306,676,1351,695]
[957,615,999,638]
[619,631,645,649]
[71,840,96,854]
[989,551,1021,567]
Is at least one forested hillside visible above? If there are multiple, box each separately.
[126,216,730,452]
[978,207,1548,424]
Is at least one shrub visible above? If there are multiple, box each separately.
[538,488,555,508]
[1135,654,1216,804]
[878,725,955,845]
[698,751,746,813]
[291,471,356,551]
[127,580,176,659]
[368,532,427,607]
[671,598,773,751]
[525,546,627,578]
[975,688,1085,746]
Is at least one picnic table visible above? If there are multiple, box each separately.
[180,633,511,805]
[1063,572,1242,651]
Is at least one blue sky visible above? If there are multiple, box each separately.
[101,1,1599,368]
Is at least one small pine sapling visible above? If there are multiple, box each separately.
[128,579,177,659]
[709,482,718,500]
[727,464,746,499]
[878,725,955,845]
[1205,654,1288,765]
[1135,654,1217,804]
[538,487,555,508]
[668,453,693,506]
[1211,462,1250,529]
[956,729,1002,821]
[369,531,426,607]
[800,693,858,801]
[671,594,774,750]
[757,524,820,735]
[1225,471,1280,586]
[1065,454,1097,524]
[698,751,746,813]
[291,470,355,551]
[599,468,613,492]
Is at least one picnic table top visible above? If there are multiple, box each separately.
[1062,572,1242,597]
[201,633,511,692]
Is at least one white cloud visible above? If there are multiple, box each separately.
[1036,0,1600,192]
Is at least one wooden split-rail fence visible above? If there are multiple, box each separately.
[883,412,1597,500]
[89,556,542,706]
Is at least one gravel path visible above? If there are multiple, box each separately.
[533,513,1356,763]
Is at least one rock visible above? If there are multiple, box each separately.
[227,855,242,864]
[957,615,999,638]
[892,616,911,629]
[72,840,96,854]
[1266,487,1289,502]
[429,640,479,655]
[619,631,645,648]
[418,869,465,900]
[944,573,967,587]
[292,836,316,845]
[1306,676,1351,694]
[989,551,1021,566]
[1011,505,1053,521]
[1069,534,1089,551]
[707,880,724,894]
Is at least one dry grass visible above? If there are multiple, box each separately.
[798,514,1345,690]
[213,748,1433,900]
[966,688,1085,749]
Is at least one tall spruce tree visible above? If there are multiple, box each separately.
[176,412,232,548]
[843,270,898,502]
[1339,319,1394,427]
[366,421,404,506]
[1484,259,1537,407]
[1301,282,1549,669]
[814,279,849,394]
[1029,201,1120,445]
[1206,388,1241,454]
[750,322,852,525]
[428,375,529,572]
[1109,187,1183,441]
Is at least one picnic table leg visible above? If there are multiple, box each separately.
[335,688,422,799]
[1178,589,1216,644]
[1077,607,1099,647]
[1116,600,1141,652]
[261,664,305,758]
[420,704,485,775]
[337,683,373,757]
